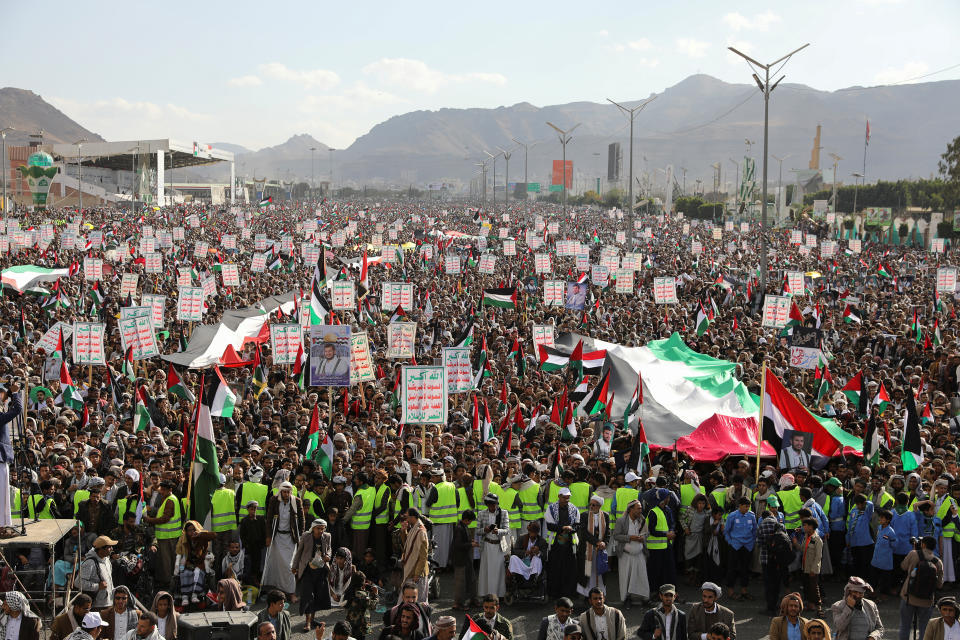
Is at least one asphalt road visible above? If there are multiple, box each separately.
[285,570,914,640]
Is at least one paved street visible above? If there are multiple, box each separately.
[287,570,912,640]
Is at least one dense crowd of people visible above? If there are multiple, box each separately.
[0,197,956,640]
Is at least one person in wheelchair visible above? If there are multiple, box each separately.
[506,522,548,585]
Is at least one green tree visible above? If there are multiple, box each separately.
[939,135,960,207]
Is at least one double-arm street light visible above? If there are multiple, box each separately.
[74,138,88,211]
[546,121,580,218]
[0,127,13,213]
[607,95,657,247]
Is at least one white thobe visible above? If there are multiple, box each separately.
[618,517,649,599]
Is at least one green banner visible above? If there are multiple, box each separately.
[548,184,562,192]
[527,182,541,193]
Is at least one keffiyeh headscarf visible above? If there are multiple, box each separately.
[0,591,37,640]
[328,547,354,596]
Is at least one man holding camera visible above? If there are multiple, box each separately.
[898,536,944,640]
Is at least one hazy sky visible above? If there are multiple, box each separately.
[4,0,957,151]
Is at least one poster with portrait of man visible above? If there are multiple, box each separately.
[779,429,813,471]
[565,282,587,310]
[310,324,351,387]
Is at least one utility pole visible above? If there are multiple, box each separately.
[74,138,88,211]
[728,42,809,297]
[607,96,656,247]
[328,148,336,198]
[829,153,842,215]
[484,150,500,214]
[728,158,739,211]
[852,172,863,218]
[546,121,580,219]
[475,161,489,206]
[497,146,513,211]
[511,137,533,204]
[310,147,316,203]
[771,153,790,223]
[0,127,13,214]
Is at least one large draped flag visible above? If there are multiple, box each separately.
[762,368,846,463]
[206,366,236,418]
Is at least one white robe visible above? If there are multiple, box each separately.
[432,523,452,568]
[261,502,298,594]
[618,518,649,599]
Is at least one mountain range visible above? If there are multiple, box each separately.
[2,74,958,188]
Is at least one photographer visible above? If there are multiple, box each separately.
[898,536,943,640]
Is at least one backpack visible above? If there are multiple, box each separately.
[908,555,938,600]
[768,530,794,568]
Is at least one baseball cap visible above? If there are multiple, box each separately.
[82,612,110,629]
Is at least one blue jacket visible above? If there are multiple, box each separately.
[891,510,919,555]
[804,499,830,537]
[871,523,896,570]
[827,494,846,532]
[846,501,874,547]
[723,509,757,551]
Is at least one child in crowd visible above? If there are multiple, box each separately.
[799,517,823,616]
[871,509,897,599]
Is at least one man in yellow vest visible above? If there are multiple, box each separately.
[210,474,237,566]
[568,469,592,516]
[425,465,459,568]
[680,471,705,511]
[143,480,182,590]
[646,488,676,594]
[370,469,392,568]
[503,475,525,543]
[611,472,641,560]
[26,481,59,519]
[235,476,269,520]
[115,469,141,524]
[933,478,958,567]
[344,473,375,559]
[777,474,803,531]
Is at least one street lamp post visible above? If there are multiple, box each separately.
[475,161,489,206]
[496,146,513,211]
[74,138,88,211]
[728,42,810,296]
[829,153,842,215]
[852,172,864,218]
[728,158,739,210]
[546,121,580,219]
[770,153,790,223]
[310,147,316,202]
[607,96,657,247]
[484,150,500,213]
[511,137,533,204]
[0,127,13,214]
[328,148,336,198]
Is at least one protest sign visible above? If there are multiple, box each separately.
[544,280,565,306]
[36,322,72,356]
[72,321,105,365]
[349,331,375,384]
[120,273,139,297]
[532,324,555,348]
[386,322,417,358]
[653,277,677,304]
[144,252,162,273]
[119,315,159,360]
[332,280,356,310]
[193,241,209,258]
[445,254,461,274]
[615,268,635,294]
[271,323,302,365]
[789,327,821,370]
[762,295,791,328]
[786,271,805,297]
[177,286,204,322]
[84,258,103,281]
[534,253,552,274]
[309,325,351,387]
[503,239,516,256]
[221,263,240,286]
[937,267,957,293]
[382,282,414,310]
[479,253,496,275]
[251,253,267,273]
[141,294,166,328]
[591,265,610,287]
[401,366,448,425]
[443,347,474,393]
[932,238,945,253]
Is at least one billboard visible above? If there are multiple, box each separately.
[607,143,622,182]
[552,160,573,189]
[862,207,892,225]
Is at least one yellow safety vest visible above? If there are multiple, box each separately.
[501,488,521,529]
[303,491,322,519]
[352,486,375,530]
[569,482,591,514]
[543,504,579,546]
[155,494,183,540]
[646,506,669,550]
[272,486,299,497]
[393,487,413,528]
[27,494,54,519]
[936,496,957,538]
[710,488,727,511]
[680,483,704,507]
[73,489,90,517]
[547,481,564,505]
[597,491,613,516]
[613,487,639,521]
[373,485,391,525]
[239,483,268,518]
[429,482,458,525]
[519,484,544,521]
[778,487,803,530]
[117,496,137,523]
[873,491,894,509]
[210,488,237,532]
[11,489,21,521]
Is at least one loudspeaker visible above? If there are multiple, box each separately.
[178,611,258,640]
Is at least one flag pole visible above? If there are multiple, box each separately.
[756,362,766,486]
[185,373,204,517]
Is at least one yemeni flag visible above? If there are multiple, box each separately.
[695,302,710,336]
[206,367,237,418]
[167,363,196,402]
[192,374,221,528]
[293,340,307,390]
[60,362,84,410]
[863,411,880,467]
[538,344,570,372]
[842,304,861,324]
[873,382,891,415]
[482,287,517,308]
[460,616,489,640]
[762,368,846,462]
[578,367,610,416]
[901,388,923,471]
[841,370,864,407]
[133,386,154,432]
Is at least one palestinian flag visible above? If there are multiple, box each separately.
[934,319,943,346]
[570,376,590,403]
[873,382,891,415]
[205,367,237,418]
[258,197,272,207]
[304,404,334,476]
[921,402,934,425]
[482,287,517,308]
[623,371,643,432]
[310,274,331,325]
[191,374,221,528]
[452,316,474,348]
[133,386,154,432]
[472,336,492,388]
[357,251,370,301]
[89,281,105,308]
[538,344,570,372]
[877,263,892,278]
[578,367,610,416]
[901,388,923,471]
[460,616,488,640]
[388,305,406,324]
[293,340,307,391]
[761,369,846,463]
[59,362,84,410]
[863,411,880,467]
[842,305,861,324]
[695,303,710,336]
[252,346,268,398]
[122,346,135,382]
[106,366,124,414]
[267,256,283,271]
[0,265,69,293]
[18,308,27,345]
[815,364,833,404]
[787,300,804,328]
[51,325,65,360]
[841,370,863,408]
[166,363,196,402]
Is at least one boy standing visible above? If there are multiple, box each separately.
[799,517,823,616]
[871,509,897,599]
